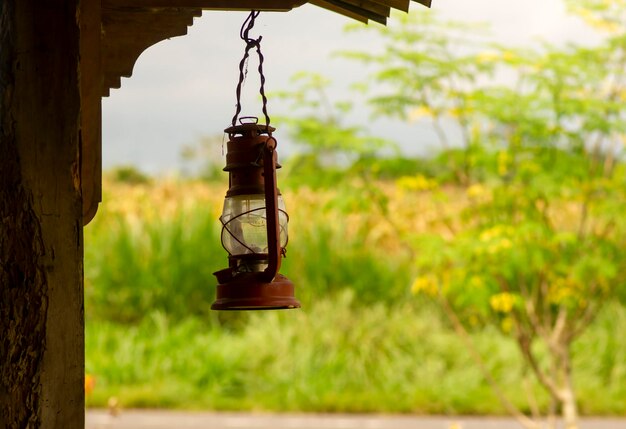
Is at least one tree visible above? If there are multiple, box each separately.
[346,6,626,429]
[271,72,397,187]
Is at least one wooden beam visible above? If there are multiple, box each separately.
[81,0,102,224]
[340,0,390,18]
[309,0,368,23]
[370,0,410,12]
[99,0,432,96]
[1,1,84,428]
[316,0,388,24]
[103,0,307,10]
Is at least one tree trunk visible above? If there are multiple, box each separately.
[561,349,579,429]
[0,1,84,428]
[562,389,579,429]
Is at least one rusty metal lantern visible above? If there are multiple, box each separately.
[211,11,300,310]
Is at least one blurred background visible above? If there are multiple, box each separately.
[87,0,626,427]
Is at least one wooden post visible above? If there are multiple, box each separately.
[81,0,103,225]
[0,1,84,428]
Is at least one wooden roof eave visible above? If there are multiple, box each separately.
[85,0,432,224]
[100,0,432,97]
[103,0,308,10]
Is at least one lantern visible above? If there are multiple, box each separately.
[212,121,300,310]
[212,10,300,310]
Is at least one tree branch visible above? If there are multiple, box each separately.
[515,320,563,403]
[439,296,540,429]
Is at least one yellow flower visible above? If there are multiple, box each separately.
[468,275,484,289]
[576,9,621,33]
[547,276,583,304]
[468,314,480,327]
[479,225,514,242]
[484,226,502,241]
[501,50,516,61]
[490,292,516,313]
[497,150,511,176]
[500,316,514,334]
[408,106,434,121]
[396,175,438,192]
[476,51,499,64]
[487,238,513,255]
[447,107,463,118]
[466,184,487,199]
[411,275,439,296]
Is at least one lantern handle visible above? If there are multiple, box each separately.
[231,10,272,133]
[260,137,281,282]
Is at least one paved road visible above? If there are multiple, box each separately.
[86,410,626,429]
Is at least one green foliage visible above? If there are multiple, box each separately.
[84,180,626,415]
[283,223,412,305]
[351,9,626,317]
[107,165,152,185]
[85,299,626,413]
[179,135,225,181]
[271,72,398,187]
[85,182,224,324]
[85,181,414,324]
[341,6,626,425]
[86,2,626,419]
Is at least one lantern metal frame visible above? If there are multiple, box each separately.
[211,11,300,310]
[212,122,300,310]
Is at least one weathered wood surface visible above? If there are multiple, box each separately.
[102,0,306,10]
[0,1,84,428]
[101,7,201,96]
[81,0,103,224]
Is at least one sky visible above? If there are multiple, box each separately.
[102,0,598,174]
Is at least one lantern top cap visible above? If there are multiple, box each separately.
[225,123,276,135]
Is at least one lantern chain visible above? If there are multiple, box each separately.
[231,10,271,132]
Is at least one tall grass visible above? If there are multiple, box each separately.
[85,296,517,413]
[86,180,225,323]
[85,179,626,414]
[85,179,415,321]
[85,298,626,414]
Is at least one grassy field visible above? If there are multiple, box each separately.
[84,178,626,415]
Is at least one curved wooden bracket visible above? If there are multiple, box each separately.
[101,7,203,97]
[82,4,205,224]
[99,1,308,97]
[80,0,103,225]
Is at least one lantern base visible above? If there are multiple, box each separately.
[211,272,301,311]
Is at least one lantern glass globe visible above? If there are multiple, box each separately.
[220,193,288,257]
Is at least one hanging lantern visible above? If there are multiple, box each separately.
[211,11,300,311]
